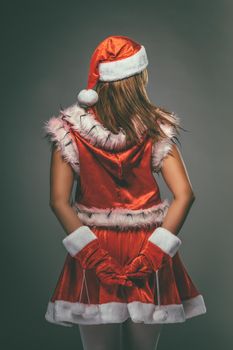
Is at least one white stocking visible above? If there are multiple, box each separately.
[121,318,163,350]
[79,323,121,350]
[78,319,163,350]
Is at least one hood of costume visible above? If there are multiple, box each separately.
[43,102,179,230]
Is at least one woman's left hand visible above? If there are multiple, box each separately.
[124,255,154,280]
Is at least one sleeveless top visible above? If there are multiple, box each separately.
[43,102,180,230]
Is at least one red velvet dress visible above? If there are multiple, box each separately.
[43,102,207,326]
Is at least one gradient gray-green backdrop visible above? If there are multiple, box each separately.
[2,0,232,349]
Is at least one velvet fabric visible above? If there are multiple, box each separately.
[44,109,207,325]
[50,224,200,307]
[73,238,133,287]
[71,125,162,211]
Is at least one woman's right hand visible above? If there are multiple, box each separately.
[95,254,134,287]
[124,255,154,280]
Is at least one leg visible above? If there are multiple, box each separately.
[121,318,163,350]
[79,323,121,350]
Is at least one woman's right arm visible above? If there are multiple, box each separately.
[160,144,196,236]
[49,143,83,236]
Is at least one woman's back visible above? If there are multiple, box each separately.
[42,35,206,347]
[44,102,174,229]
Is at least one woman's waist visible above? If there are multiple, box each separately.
[72,199,170,230]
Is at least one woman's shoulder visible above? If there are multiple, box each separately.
[42,102,84,175]
[151,108,181,174]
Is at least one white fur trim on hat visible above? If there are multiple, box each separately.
[99,45,148,82]
[148,227,182,257]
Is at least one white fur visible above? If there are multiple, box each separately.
[157,117,180,138]
[151,138,174,173]
[152,115,180,173]
[44,102,180,158]
[62,226,97,256]
[57,102,131,151]
[45,294,207,326]
[148,227,182,257]
[77,89,99,106]
[98,45,148,81]
[43,116,80,175]
[72,199,170,229]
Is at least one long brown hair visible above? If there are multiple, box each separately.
[87,68,183,145]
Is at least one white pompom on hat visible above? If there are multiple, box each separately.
[77,35,149,107]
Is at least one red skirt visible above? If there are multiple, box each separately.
[45,224,207,326]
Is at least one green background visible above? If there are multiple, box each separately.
[1,0,232,349]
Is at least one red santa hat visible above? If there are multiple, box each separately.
[77,35,149,107]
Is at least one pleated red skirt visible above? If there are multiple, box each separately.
[45,224,207,326]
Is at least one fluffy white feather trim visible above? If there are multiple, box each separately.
[43,116,80,175]
[152,115,180,173]
[72,199,170,230]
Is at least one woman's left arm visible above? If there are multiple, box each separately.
[160,144,196,236]
[49,143,83,236]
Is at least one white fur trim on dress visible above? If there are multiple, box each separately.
[151,137,174,173]
[43,116,80,175]
[62,226,97,256]
[44,102,180,159]
[148,227,182,257]
[72,199,170,230]
[44,294,207,326]
[152,114,181,173]
[98,45,148,82]
[56,102,135,151]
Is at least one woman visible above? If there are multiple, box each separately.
[43,35,207,350]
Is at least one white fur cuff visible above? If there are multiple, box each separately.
[148,227,182,257]
[62,226,97,257]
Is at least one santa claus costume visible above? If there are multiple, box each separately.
[42,35,207,327]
